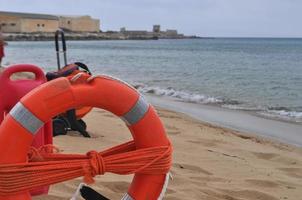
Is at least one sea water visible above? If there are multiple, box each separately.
[4,38,302,123]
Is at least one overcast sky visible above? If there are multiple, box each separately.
[0,0,301,37]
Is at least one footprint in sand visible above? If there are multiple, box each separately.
[273,156,299,165]
[245,179,279,188]
[252,152,299,166]
[233,133,263,143]
[165,125,181,135]
[277,180,298,190]
[252,152,279,160]
[186,139,217,147]
[173,163,213,175]
[278,168,302,178]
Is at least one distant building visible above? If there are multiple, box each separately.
[120,27,126,32]
[0,11,59,33]
[153,25,160,33]
[117,25,185,39]
[0,11,100,33]
[59,15,100,32]
[166,29,178,36]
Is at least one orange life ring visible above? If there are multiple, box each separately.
[0,74,171,200]
[66,69,93,119]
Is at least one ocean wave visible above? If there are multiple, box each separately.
[222,104,263,111]
[265,106,302,121]
[134,84,302,123]
[134,84,223,104]
[262,109,302,122]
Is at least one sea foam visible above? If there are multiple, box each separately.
[134,84,302,123]
[135,84,222,104]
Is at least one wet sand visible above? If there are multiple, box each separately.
[146,95,302,147]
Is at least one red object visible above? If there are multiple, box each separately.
[0,64,52,196]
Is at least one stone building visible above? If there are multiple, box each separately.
[117,25,185,39]
[0,11,100,33]
[59,15,100,32]
[153,25,160,33]
[165,29,178,36]
[120,27,126,32]
[0,11,59,33]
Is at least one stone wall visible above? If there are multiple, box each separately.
[0,12,99,33]
[0,15,22,33]
[20,19,59,33]
[59,16,100,32]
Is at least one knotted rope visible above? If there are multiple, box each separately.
[0,140,172,195]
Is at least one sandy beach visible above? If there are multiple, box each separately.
[30,107,302,200]
[1,66,301,199]
[1,2,302,199]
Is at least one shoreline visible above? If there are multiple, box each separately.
[135,84,301,126]
[145,94,302,147]
[1,66,300,147]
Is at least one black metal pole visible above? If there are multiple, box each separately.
[55,29,67,70]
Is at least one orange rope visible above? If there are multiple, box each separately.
[0,140,172,196]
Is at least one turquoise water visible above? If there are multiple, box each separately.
[3,38,302,123]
